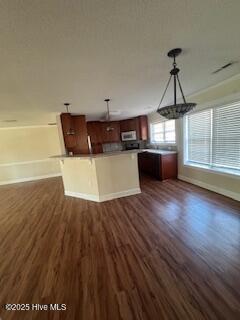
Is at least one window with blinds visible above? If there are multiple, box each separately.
[150,120,176,144]
[185,102,240,175]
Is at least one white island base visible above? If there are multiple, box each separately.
[59,151,141,202]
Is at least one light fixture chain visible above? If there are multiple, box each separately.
[157,74,172,110]
[176,74,187,104]
[107,100,110,121]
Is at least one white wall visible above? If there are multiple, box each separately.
[148,74,240,201]
[0,125,62,185]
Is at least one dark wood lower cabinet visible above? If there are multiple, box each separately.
[138,152,177,180]
[138,152,158,177]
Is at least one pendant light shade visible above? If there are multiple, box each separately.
[157,48,196,120]
[158,102,196,119]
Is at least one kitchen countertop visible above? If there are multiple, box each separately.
[51,149,142,160]
[51,149,177,160]
[142,149,177,155]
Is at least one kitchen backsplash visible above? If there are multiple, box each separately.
[102,140,176,152]
[146,143,178,151]
[102,142,123,153]
[102,141,176,152]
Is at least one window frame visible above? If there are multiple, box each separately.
[183,102,240,178]
[150,120,176,145]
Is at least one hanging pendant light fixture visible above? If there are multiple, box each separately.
[64,102,75,135]
[64,102,71,113]
[104,98,114,131]
[157,48,196,119]
[104,99,111,122]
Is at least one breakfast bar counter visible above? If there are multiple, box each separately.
[54,150,141,202]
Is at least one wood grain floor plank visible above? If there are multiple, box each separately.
[0,176,239,320]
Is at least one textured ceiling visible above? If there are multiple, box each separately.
[0,0,240,126]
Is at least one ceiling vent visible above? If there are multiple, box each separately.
[212,61,238,74]
[2,119,17,122]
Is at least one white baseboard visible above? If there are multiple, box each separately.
[65,187,141,202]
[0,173,62,186]
[99,188,141,202]
[65,191,100,202]
[178,175,240,201]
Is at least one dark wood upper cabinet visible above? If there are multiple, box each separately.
[120,115,148,141]
[61,113,148,154]
[87,121,103,153]
[60,113,77,151]
[72,115,89,154]
[137,116,148,141]
[101,121,120,143]
[120,118,139,135]
[87,121,102,144]
[60,113,89,154]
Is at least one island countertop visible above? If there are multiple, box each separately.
[51,149,176,160]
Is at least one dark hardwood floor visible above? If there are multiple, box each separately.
[0,176,239,320]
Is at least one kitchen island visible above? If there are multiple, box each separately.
[54,150,141,202]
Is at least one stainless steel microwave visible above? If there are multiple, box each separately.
[121,131,137,141]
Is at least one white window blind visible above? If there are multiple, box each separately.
[185,102,240,175]
[165,120,176,142]
[151,122,164,143]
[151,120,175,144]
[212,103,240,170]
[187,109,212,165]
